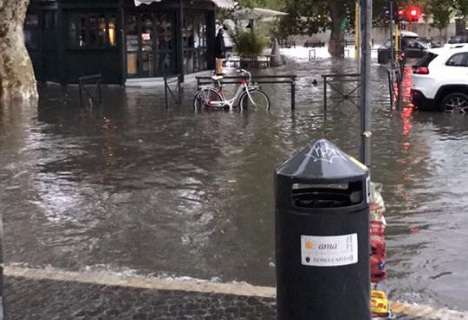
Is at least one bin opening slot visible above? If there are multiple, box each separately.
[293,183,349,190]
[292,182,364,208]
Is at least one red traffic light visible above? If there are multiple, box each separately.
[406,6,422,22]
[396,6,422,22]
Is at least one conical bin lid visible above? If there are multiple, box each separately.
[276,139,368,182]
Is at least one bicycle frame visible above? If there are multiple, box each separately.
[199,70,259,110]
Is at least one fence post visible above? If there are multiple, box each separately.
[291,77,296,110]
[178,74,183,105]
[323,76,328,116]
[164,76,169,109]
[97,78,102,105]
[387,69,394,109]
[79,79,83,107]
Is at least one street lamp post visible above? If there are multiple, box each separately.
[389,0,395,67]
[359,0,372,169]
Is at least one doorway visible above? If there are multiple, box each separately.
[125,11,176,78]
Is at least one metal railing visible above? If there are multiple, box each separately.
[195,74,297,110]
[322,73,361,114]
[322,71,395,116]
[78,74,102,108]
[385,63,406,110]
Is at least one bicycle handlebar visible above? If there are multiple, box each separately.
[236,69,252,83]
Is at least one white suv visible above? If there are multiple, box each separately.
[411,45,468,113]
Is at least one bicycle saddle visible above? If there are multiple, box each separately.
[211,75,223,81]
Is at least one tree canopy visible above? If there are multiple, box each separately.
[233,0,468,56]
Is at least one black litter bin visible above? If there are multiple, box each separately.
[275,139,370,320]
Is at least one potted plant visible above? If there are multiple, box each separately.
[232,30,268,67]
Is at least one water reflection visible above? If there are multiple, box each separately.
[1,58,468,310]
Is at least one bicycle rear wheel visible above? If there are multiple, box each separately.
[239,89,270,112]
[193,88,222,111]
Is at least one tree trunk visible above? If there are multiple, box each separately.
[328,1,346,58]
[0,0,38,103]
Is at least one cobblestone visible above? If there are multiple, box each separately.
[2,276,457,320]
[4,276,276,320]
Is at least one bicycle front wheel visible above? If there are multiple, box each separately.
[193,88,222,111]
[239,89,270,112]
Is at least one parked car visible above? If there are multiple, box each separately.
[447,34,468,44]
[378,31,432,64]
[411,45,468,113]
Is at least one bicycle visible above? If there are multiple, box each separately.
[193,69,271,112]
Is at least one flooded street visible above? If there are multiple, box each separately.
[1,55,468,311]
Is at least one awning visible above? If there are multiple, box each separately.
[134,0,236,9]
[232,7,288,20]
[211,0,236,9]
[134,0,161,5]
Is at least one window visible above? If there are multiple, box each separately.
[446,53,468,67]
[182,13,208,74]
[68,14,118,49]
[414,52,438,68]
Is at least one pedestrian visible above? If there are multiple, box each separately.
[214,28,226,59]
[214,28,226,75]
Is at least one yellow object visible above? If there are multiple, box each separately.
[108,20,116,46]
[215,58,224,75]
[371,290,390,317]
[355,1,360,61]
[127,53,138,75]
[305,240,314,250]
[395,25,401,60]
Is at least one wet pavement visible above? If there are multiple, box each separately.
[1,53,468,317]
[5,276,276,320]
[3,276,453,320]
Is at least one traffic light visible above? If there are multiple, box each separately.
[392,5,422,23]
[406,5,422,22]
[397,9,405,21]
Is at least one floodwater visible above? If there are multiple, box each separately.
[1,54,468,311]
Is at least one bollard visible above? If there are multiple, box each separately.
[275,139,371,320]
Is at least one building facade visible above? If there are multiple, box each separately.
[25,0,224,84]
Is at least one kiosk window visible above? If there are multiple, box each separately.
[68,14,118,49]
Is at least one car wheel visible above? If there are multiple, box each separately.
[439,93,468,114]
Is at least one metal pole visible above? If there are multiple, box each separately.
[387,69,394,109]
[291,79,296,111]
[177,0,185,82]
[98,78,102,105]
[360,0,372,169]
[397,68,403,111]
[389,0,395,66]
[323,76,328,117]
[79,80,83,107]
[164,76,169,109]
[178,74,182,105]
[395,23,401,58]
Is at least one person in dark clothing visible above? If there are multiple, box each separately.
[214,28,226,59]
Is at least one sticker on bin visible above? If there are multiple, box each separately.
[301,234,358,267]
